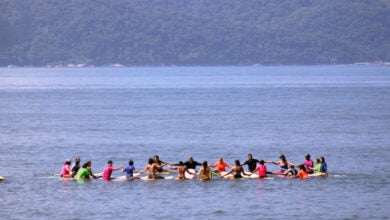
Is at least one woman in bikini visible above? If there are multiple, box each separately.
[198,161,212,180]
[267,154,295,175]
[221,160,251,179]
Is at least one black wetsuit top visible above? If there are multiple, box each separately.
[243,159,259,172]
[183,160,201,169]
[71,164,80,178]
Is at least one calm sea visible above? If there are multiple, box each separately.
[0,66,389,219]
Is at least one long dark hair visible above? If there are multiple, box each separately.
[280,155,286,163]
[202,161,208,168]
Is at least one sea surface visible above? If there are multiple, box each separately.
[0,66,389,219]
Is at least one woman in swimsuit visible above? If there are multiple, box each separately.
[154,155,171,173]
[198,161,212,180]
[221,160,251,179]
[141,158,163,179]
[267,154,295,175]
[169,161,195,180]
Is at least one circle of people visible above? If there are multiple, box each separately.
[60,154,328,181]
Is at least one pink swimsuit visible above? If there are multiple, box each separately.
[61,164,70,175]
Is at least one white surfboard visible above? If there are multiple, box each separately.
[139,175,175,181]
[185,169,196,179]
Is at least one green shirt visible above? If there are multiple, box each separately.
[75,168,91,179]
[314,163,322,175]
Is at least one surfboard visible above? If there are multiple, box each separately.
[219,171,232,179]
[211,170,219,176]
[111,175,128,181]
[184,169,196,179]
[308,173,328,177]
[157,170,172,175]
[139,175,174,181]
[110,173,141,181]
[220,172,273,180]
[54,172,103,178]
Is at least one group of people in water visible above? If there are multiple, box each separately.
[60,153,328,181]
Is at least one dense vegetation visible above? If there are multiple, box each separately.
[0,0,389,66]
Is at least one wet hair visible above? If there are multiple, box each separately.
[179,161,184,166]
[202,161,208,168]
[86,161,92,166]
[316,158,321,163]
[148,158,154,164]
[248,153,253,157]
[129,160,134,165]
[259,160,265,165]
[107,160,113,164]
[154,155,161,164]
[82,162,89,168]
[299,164,306,172]
[279,155,286,163]
[235,160,240,166]
[321,157,326,163]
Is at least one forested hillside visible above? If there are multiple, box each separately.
[0,0,389,66]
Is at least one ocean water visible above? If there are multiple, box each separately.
[0,66,389,219]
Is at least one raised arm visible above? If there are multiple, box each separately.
[287,161,296,166]
[185,168,195,175]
